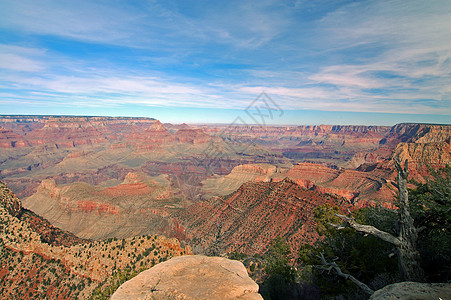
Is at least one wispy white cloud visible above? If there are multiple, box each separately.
[0,53,44,72]
[0,44,46,72]
[1,73,218,105]
[1,1,136,45]
[0,0,288,50]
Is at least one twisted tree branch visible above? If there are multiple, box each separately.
[330,214,402,247]
[316,253,374,295]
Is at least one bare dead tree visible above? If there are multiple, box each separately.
[316,253,374,296]
[393,160,423,281]
[330,159,423,282]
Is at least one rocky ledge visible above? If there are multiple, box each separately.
[111,255,263,300]
[370,281,451,300]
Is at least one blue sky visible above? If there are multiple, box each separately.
[0,0,450,125]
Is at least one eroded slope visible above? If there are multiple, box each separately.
[0,181,191,299]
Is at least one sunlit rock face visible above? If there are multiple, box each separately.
[111,255,263,300]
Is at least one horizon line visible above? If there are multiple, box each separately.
[1,114,450,127]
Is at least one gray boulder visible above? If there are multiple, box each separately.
[370,281,451,300]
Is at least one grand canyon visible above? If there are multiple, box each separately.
[2,1,451,298]
[0,115,449,298]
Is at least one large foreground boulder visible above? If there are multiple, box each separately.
[111,255,263,300]
[369,281,451,300]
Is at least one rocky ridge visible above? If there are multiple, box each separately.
[182,178,352,257]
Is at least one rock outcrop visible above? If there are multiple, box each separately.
[369,281,451,300]
[381,123,451,145]
[202,163,278,198]
[111,255,262,300]
[0,181,22,217]
[174,128,211,144]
